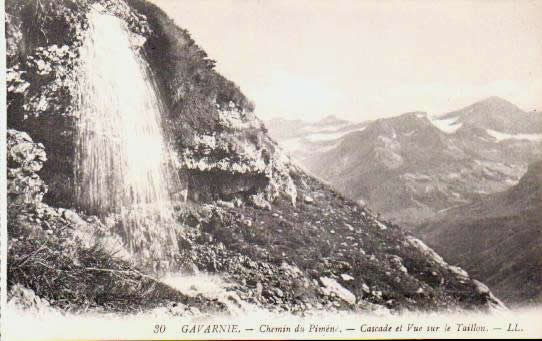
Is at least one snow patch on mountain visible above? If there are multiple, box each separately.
[486,129,542,142]
[305,127,366,142]
[428,116,463,134]
[415,112,427,119]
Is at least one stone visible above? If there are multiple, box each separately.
[449,265,469,279]
[216,200,235,209]
[249,193,272,210]
[340,274,355,282]
[233,197,243,208]
[255,282,263,296]
[472,279,490,295]
[372,290,383,299]
[62,209,87,226]
[8,284,52,313]
[389,255,408,274]
[319,276,356,305]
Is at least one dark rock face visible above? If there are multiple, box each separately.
[6,0,507,315]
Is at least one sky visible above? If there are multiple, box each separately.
[150,0,542,122]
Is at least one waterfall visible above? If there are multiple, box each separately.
[72,7,179,266]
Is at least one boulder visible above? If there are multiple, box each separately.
[8,284,53,314]
[319,276,356,305]
[304,195,314,204]
[249,193,272,210]
[340,274,355,282]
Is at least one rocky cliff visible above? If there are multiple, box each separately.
[6,0,505,316]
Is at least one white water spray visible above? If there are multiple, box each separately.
[73,8,179,264]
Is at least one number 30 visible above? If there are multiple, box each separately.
[154,324,166,333]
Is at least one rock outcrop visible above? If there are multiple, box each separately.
[7,129,48,206]
[6,0,296,212]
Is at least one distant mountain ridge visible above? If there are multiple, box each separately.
[266,97,542,227]
[439,97,542,134]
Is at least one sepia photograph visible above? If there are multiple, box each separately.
[2,0,542,339]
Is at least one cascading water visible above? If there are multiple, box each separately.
[72,7,180,267]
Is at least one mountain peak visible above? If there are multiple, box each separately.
[316,114,348,125]
[400,111,428,119]
[440,97,539,133]
[373,111,428,129]
[482,96,510,103]
[441,97,524,120]
[475,96,524,112]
